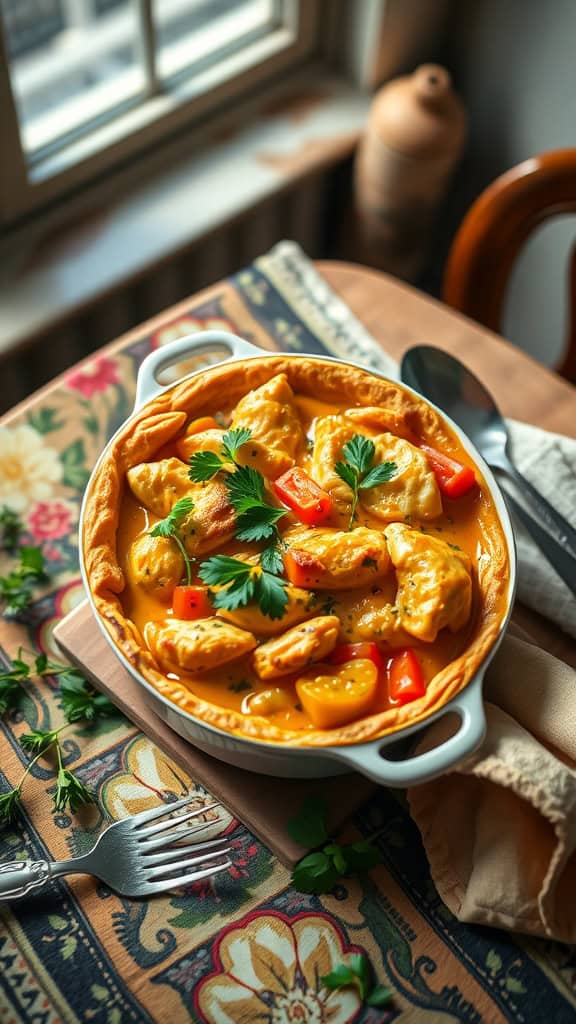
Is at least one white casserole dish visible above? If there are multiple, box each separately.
[80,331,517,786]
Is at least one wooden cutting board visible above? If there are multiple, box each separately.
[54,601,377,867]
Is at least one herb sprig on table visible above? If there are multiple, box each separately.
[149,496,195,585]
[0,507,48,617]
[321,952,393,1009]
[335,435,397,529]
[288,795,381,894]
[0,651,120,825]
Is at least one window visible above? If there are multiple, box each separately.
[0,0,318,223]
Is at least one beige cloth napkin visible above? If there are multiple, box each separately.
[408,634,576,941]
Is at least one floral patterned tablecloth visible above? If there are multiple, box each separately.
[0,243,575,1024]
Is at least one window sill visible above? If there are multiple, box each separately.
[0,73,370,355]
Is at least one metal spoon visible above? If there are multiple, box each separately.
[401,344,576,594]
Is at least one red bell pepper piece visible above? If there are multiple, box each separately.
[272,467,332,526]
[420,444,477,499]
[172,585,213,620]
[387,649,425,705]
[329,642,385,672]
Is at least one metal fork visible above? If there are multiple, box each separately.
[0,794,232,900]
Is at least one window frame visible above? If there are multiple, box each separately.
[0,0,320,225]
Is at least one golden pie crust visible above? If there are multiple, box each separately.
[82,355,510,747]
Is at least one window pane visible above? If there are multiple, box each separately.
[0,0,146,158]
[153,0,278,83]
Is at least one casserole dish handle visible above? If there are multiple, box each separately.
[135,331,262,409]
[324,676,486,787]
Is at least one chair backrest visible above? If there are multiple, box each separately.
[442,148,576,382]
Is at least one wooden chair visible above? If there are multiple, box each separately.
[442,148,576,382]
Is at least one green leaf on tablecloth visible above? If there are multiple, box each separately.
[61,439,90,490]
[291,851,340,894]
[27,407,64,434]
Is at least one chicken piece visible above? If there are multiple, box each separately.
[127,458,193,518]
[126,534,183,600]
[216,584,316,636]
[311,415,358,505]
[126,458,236,554]
[230,373,305,477]
[343,406,416,440]
[312,416,441,523]
[359,434,442,522]
[253,615,340,680]
[144,617,256,674]
[283,526,390,590]
[176,428,224,464]
[385,523,472,642]
[333,590,413,646]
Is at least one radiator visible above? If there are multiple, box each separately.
[0,171,334,415]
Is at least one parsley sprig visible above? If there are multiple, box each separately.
[0,724,95,822]
[150,496,195,585]
[321,953,393,1008]
[0,508,48,617]
[288,796,381,894]
[188,427,251,481]
[0,649,117,720]
[199,553,289,620]
[189,428,289,545]
[226,465,287,543]
[335,435,397,529]
[0,653,120,825]
[0,507,22,553]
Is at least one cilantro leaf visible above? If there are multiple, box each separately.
[18,546,47,580]
[0,507,23,553]
[221,427,251,463]
[235,505,286,543]
[321,952,392,1007]
[359,461,397,490]
[59,676,118,723]
[0,674,24,715]
[0,788,22,824]
[260,545,284,576]
[341,840,381,874]
[225,464,265,512]
[321,964,358,991]
[366,985,394,1007]
[150,497,195,585]
[258,571,288,619]
[53,767,94,813]
[199,555,253,587]
[291,851,340,894]
[198,554,287,619]
[20,728,61,755]
[342,435,375,476]
[150,497,194,538]
[287,795,329,848]
[333,461,357,491]
[187,450,224,482]
[335,434,397,528]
